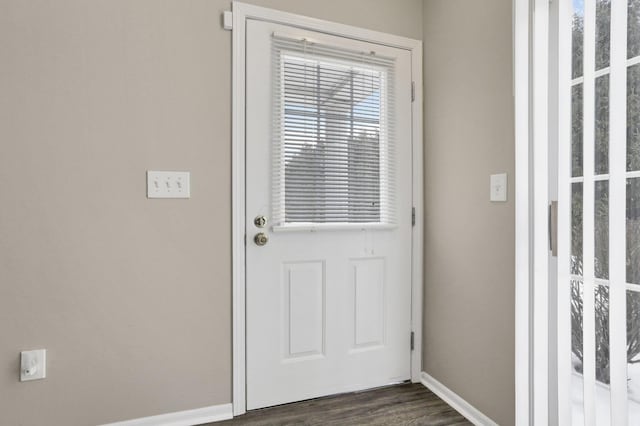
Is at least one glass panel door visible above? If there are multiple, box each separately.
[562,0,640,423]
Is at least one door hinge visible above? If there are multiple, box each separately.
[411,81,415,102]
[410,331,415,351]
[411,207,416,226]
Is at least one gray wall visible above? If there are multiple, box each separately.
[422,1,515,425]
[1,1,516,425]
[0,1,423,425]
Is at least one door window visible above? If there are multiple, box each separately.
[271,36,396,228]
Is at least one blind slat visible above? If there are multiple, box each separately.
[272,34,396,227]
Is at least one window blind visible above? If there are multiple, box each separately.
[271,33,397,229]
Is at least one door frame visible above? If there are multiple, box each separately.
[230,1,424,416]
[513,0,534,424]
[514,0,561,423]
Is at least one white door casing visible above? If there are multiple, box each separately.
[245,19,413,410]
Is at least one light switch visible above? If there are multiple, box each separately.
[490,173,507,202]
[20,349,46,382]
[147,171,190,199]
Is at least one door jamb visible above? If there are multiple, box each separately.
[514,0,533,424]
[230,1,424,416]
[514,0,560,424]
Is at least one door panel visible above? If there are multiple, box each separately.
[351,258,385,349]
[285,261,325,358]
[245,19,413,410]
[557,0,640,424]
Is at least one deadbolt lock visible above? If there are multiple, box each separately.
[254,233,269,246]
[254,215,267,228]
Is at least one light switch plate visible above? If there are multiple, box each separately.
[147,171,190,199]
[490,173,508,202]
[20,349,46,382]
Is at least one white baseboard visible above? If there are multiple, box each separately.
[100,403,233,426]
[420,371,498,426]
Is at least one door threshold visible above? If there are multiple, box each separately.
[245,380,413,415]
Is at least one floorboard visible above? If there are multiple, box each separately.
[214,383,471,425]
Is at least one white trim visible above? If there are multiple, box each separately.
[572,76,586,86]
[231,1,424,415]
[608,0,629,422]
[420,372,498,426]
[233,2,423,51]
[628,55,640,68]
[410,43,424,385]
[513,0,531,424]
[231,1,247,416]
[99,404,233,426]
[532,0,550,423]
[556,0,572,424]
[581,0,597,423]
[271,223,397,233]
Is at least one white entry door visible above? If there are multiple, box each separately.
[245,19,413,410]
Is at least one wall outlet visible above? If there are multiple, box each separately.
[20,349,46,382]
[147,171,190,199]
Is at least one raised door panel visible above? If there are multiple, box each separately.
[350,258,385,351]
[283,261,326,360]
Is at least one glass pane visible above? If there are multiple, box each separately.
[573,183,584,276]
[595,180,609,280]
[573,0,584,79]
[628,64,640,172]
[629,178,640,285]
[281,55,386,225]
[595,285,611,425]
[595,0,611,70]
[573,84,584,177]
[627,290,640,421]
[572,280,586,423]
[595,75,610,175]
[629,0,640,59]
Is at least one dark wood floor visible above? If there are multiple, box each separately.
[213,383,471,426]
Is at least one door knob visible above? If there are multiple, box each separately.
[254,233,269,246]
[254,215,267,228]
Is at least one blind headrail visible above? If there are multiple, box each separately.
[271,31,395,63]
